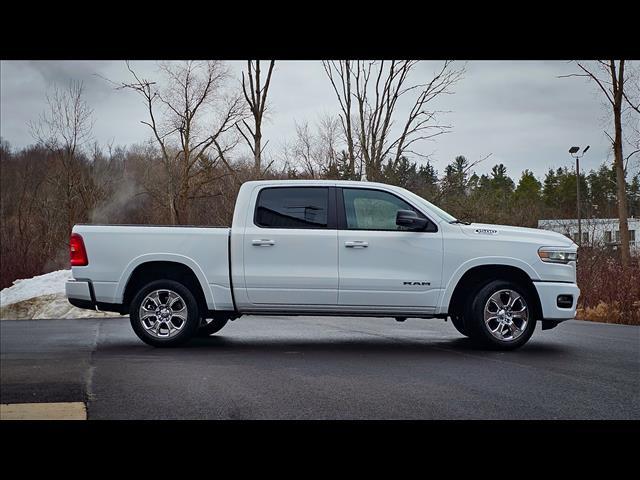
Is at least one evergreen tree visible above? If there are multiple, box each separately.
[382,157,417,189]
[628,174,640,218]
[442,155,469,197]
[415,161,439,201]
[586,163,617,218]
[515,169,542,202]
[327,150,358,180]
[489,164,515,192]
[514,169,543,226]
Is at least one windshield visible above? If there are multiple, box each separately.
[398,187,458,223]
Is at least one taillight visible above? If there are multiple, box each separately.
[70,233,88,266]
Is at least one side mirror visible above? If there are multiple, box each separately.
[396,210,427,230]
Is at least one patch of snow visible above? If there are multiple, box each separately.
[1,270,119,320]
[1,270,71,307]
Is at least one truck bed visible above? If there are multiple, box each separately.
[71,225,233,311]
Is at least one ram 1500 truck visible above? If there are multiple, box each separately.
[66,180,580,350]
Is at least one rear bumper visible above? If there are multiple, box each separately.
[533,281,580,321]
[65,279,96,310]
[66,279,126,314]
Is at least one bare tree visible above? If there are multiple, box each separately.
[323,60,464,181]
[322,61,358,176]
[29,80,94,235]
[116,61,245,224]
[291,121,317,177]
[237,60,276,176]
[561,60,640,266]
[316,114,342,176]
[282,114,343,178]
[29,80,94,157]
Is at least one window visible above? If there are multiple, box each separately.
[341,188,430,231]
[604,230,612,243]
[255,187,328,229]
[582,232,589,244]
[398,186,457,223]
[613,229,636,245]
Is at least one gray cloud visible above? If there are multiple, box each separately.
[0,60,627,180]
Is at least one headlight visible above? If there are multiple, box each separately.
[538,247,577,264]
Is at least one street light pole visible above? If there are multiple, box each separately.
[569,146,590,246]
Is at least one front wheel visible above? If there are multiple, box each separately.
[130,279,200,347]
[465,280,536,350]
[450,314,470,337]
[197,315,229,337]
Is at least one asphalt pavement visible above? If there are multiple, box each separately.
[1,316,638,419]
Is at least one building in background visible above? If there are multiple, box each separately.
[537,218,638,254]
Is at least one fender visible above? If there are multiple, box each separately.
[115,253,217,310]
[436,256,541,314]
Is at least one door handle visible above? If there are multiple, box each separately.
[252,239,275,247]
[344,240,368,248]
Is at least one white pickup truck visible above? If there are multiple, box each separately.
[66,179,579,350]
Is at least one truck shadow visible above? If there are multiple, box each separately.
[174,335,567,356]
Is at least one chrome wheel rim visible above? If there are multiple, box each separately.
[139,289,188,339]
[484,289,529,342]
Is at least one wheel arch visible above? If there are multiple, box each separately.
[119,257,213,314]
[444,263,543,320]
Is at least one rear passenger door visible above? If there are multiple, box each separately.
[243,186,339,306]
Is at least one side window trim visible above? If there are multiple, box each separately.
[336,187,438,233]
[253,186,337,230]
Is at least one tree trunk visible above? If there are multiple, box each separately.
[254,122,262,176]
[613,60,631,267]
[613,102,631,266]
[168,177,177,225]
[168,194,177,225]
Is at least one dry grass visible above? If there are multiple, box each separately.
[0,294,113,320]
[576,248,640,325]
[576,301,640,325]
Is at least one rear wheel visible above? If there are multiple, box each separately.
[130,279,200,347]
[465,280,536,350]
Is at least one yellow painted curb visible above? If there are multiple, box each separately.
[0,402,87,420]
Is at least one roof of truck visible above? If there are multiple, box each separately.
[241,179,394,188]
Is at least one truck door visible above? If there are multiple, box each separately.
[243,186,338,306]
[337,187,443,309]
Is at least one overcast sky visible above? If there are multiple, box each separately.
[0,60,618,179]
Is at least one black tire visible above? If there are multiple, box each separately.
[196,315,229,337]
[130,279,200,347]
[465,279,536,350]
[450,314,470,337]
[450,281,486,338]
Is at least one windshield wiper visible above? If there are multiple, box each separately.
[449,219,471,225]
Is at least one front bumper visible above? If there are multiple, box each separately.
[533,281,580,320]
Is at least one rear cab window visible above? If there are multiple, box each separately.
[254,187,330,229]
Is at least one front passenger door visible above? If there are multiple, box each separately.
[337,187,443,309]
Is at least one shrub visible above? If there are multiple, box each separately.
[576,247,640,325]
